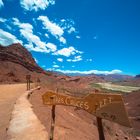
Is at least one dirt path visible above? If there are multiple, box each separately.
[7,88,48,140]
[0,84,26,140]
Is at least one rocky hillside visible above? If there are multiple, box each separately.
[0,43,50,83]
[0,43,46,73]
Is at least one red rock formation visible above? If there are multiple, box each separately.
[0,43,50,83]
[0,43,46,73]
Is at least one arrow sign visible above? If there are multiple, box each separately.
[42,92,131,127]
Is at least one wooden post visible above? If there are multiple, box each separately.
[29,79,30,90]
[26,79,29,90]
[96,117,105,140]
[37,78,40,87]
[26,75,31,90]
[50,105,55,140]
[50,88,58,140]
[50,96,56,140]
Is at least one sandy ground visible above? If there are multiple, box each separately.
[7,88,48,140]
[0,84,139,140]
[0,84,26,140]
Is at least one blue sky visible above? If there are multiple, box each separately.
[0,0,140,75]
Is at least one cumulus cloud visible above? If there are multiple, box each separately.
[53,46,83,57]
[13,18,57,53]
[68,27,76,34]
[20,0,55,11]
[59,19,75,30]
[45,33,49,38]
[57,58,63,62]
[46,43,57,52]
[67,55,82,62]
[53,65,59,68]
[59,37,66,44]
[0,0,4,8]
[0,29,22,46]
[58,18,79,36]
[76,36,80,39]
[38,16,64,38]
[37,16,80,45]
[0,17,7,22]
[55,69,122,75]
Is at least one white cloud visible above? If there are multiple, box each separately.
[67,55,82,62]
[61,19,65,22]
[59,37,66,44]
[13,18,33,32]
[0,17,7,22]
[38,16,64,38]
[53,65,59,68]
[13,18,57,53]
[53,46,83,57]
[25,43,49,53]
[68,27,76,34]
[0,0,4,8]
[76,36,80,39]
[20,0,55,11]
[0,29,22,46]
[55,69,122,75]
[86,59,93,62]
[45,33,49,38]
[59,19,75,30]
[34,58,38,63]
[0,18,12,30]
[46,43,57,52]
[5,24,12,30]
[58,18,78,36]
[57,58,63,62]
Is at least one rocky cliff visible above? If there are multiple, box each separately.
[0,43,46,73]
[0,43,49,83]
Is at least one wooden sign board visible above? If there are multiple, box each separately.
[42,92,131,127]
[26,75,31,80]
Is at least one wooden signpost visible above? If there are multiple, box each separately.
[37,78,40,86]
[50,96,56,140]
[42,91,131,140]
[26,75,31,90]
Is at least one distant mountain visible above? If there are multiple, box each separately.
[97,74,133,82]
[135,74,140,78]
[0,43,50,83]
[59,72,133,82]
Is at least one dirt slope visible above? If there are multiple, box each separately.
[124,90,140,134]
[29,87,137,140]
[0,43,51,84]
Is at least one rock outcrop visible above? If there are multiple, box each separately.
[0,43,49,83]
[0,43,45,73]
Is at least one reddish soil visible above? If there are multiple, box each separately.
[124,90,140,135]
[29,86,138,140]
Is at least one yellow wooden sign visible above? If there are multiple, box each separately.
[42,92,131,127]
